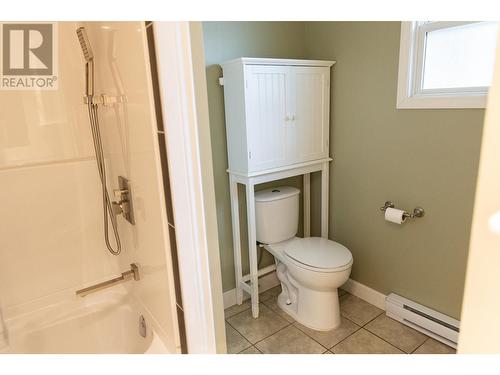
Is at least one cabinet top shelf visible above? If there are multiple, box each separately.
[220,57,336,68]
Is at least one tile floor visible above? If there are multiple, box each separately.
[225,286,456,354]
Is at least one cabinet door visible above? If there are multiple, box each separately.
[245,65,291,172]
[288,67,330,163]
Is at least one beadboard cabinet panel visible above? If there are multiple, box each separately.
[221,58,334,176]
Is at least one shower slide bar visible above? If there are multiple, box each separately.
[75,263,140,297]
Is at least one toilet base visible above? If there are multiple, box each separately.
[277,287,342,331]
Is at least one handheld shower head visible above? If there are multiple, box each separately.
[76,27,94,61]
[76,27,94,97]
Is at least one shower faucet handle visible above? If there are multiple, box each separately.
[113,188,128,198]
[112,176,135,225]
[112,200,130,216]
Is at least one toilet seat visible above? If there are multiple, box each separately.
[266,237,353,273]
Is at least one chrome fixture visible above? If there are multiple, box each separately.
[380,201,425,219]
[75,263,140,297]
[138,315,147,338]
[77,26,129,255]
[113,176,135,225]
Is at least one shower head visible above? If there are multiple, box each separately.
[77,27,94,97]
[76,27,94,62]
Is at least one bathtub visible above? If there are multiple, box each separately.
[0,289,170,354]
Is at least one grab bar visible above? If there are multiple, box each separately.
[75,263,140,297]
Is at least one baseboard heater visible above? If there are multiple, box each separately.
[385,293,460,349]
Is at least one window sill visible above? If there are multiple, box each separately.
[396,93,488,109]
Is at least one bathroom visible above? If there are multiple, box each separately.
[202,21,495,354]
[2,1,500,371]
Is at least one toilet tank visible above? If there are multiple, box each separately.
[255,186,300,244]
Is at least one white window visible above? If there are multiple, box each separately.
[397,21,499,109]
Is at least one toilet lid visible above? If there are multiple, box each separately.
[283,237,352,270]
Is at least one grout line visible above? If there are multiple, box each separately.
[330,328,405,354]
[234,341,253,354]
[224,303,251,320]
[325,324,362,351]
[225,288,280,319]
[339,296,429,354]
[360,310,385,328]
[410,338,429,354]
[359,327,410,354]
[225,320,253,351]
[361,313,431,354]
[251,320,295,347]
[226,303,293,346]
[236,345,262,354]
[286,322,329,352]
[228,291,414,354]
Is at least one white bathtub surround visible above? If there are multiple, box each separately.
[0,22,183,354]
[0,309,7,351]
[0,288,169,354]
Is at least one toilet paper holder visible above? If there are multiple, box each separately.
[380,201,425,219]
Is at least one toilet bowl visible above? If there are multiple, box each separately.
[255,187,353,331]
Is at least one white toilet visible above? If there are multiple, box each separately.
[255,186,353,331]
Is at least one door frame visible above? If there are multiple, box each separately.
[153,21,226,353]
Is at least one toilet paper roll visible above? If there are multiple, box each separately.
[385,207,407,224]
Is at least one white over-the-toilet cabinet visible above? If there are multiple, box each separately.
[221,58,334,174]
[221,58,335,319]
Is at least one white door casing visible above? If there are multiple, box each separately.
[458,30,500,354]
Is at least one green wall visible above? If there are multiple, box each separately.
[203,22,307,292]
[203,21,484,319]
[304,22,483,319]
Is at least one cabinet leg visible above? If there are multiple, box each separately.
[303,173,310,237]
[229,176,243,305]
[321,163,329,238]
[246,183,259,318]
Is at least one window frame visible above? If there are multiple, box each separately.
[397,21,492,109]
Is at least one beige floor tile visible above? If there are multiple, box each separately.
[227,303,290,344]
[340,294,383,326]
[323,350,334,354]
[224,300,251,319]
[413,338,456,354]
[365,314,427,353]
[261,296,295,323]
[225,323,252,354]
[238,346,261,354]
[259,285,282,302]
[332,329,404,354]
[339,288,347,297]
[294,317,360,349]
[256,326,326,354]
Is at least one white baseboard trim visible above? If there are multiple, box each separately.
[341,278,386,311]
[224,275,386,311]
[223,271,280,309]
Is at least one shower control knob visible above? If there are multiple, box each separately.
[113,189,128,198]
[112,200,130,216]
